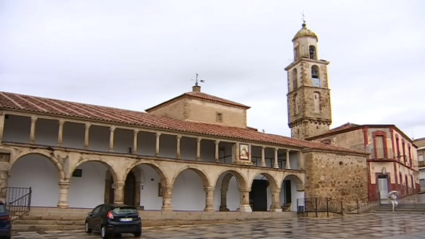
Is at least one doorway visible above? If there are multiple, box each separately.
[249,180,268,211]
[377,175,389,199]
[283,180,292,204]
[108,171,136,206]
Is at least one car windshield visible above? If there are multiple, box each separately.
[112,207,138,214]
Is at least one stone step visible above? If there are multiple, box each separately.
[12,224,85,232]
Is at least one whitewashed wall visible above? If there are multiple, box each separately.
[213,174,241,211]
[8,154,59,207]
[139,165,162,210]
[68,162,108,208]
[172,170,206,211]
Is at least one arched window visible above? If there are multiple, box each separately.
[309,45,316,60]
[292,69,298,90]
[313,92,321,113]
[311,65,319,78]
[294,94,299,115]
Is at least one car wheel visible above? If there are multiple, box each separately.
[134,231,142,237]
[101,225,109,239]
[85,221,92,233]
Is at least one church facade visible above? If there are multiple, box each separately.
[0,23,372,218]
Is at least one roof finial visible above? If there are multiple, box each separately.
[191,73,205,92]
[301,11,306,28]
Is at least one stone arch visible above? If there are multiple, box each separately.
[12,151,65,180]
[172,166,210,188]
[248,172,278,191]
[282,174,304,191]
[68,158,119,183]
[124,161,167,186]
[214,169,248,190]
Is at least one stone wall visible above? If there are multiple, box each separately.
[303,151,368,208]
[0,152,10,203]
[311,128,365,152]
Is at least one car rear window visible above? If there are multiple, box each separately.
[0,205,5,213]
[112,207,138,214]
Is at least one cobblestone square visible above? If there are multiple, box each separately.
[11,212,425,239]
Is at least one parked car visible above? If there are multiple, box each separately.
[85,204,142,239]
[0,201,11,239]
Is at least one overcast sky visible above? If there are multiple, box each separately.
[1,0,424,139]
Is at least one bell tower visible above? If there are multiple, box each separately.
[285,22,332,140]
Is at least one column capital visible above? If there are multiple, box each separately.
[215,140,220,145]
[156,132,161,137]
[58,180,71,188]
[58,119,65,125]
[176,135,182,140]
[197,137,202,143]
[239,187,251,193]
[261,146,265,150]
[114,181,125,188]
[110,126,116,132]
[272,188,281,194]
[204,186,214,192]
[134,129,139,134]
[274,147,279,152]
[85,122,91,128]
[31,115,37,122]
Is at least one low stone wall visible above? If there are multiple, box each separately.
[28,207,295,224]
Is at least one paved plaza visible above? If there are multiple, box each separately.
[11,212,425,239]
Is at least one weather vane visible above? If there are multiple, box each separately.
[301,11,306,25]
[192,73,205,86]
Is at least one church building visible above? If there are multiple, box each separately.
[0,22,382,222]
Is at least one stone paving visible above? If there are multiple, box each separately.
[11,212,425,239]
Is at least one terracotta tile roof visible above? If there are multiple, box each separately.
[0,91,367,155]
[145,90,250,112]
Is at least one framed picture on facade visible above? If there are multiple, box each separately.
[239,144,249,160]
[158,183,163,197]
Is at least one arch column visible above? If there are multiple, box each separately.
[270,188,282,212]
[29,116,37,144]
[0,113,5,144]
[273,148,279,169]
[261,147,266,167]
[57,120,65,146]
[57,180,70,208]
[176,135,181,159]
[219,185,229,211]
[204,186,215,212]
[109,126,116,152]
[113,180,125,204]
[214,140,220,163]
[133,130,139,154]
[239,187,252,212]
[196,138,201,161]
[286,150,291,169]
[161,184,173,212]
[84,123,91,149]
[155,133,161,157]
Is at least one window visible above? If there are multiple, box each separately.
[309,45,317,60]
[375,136,385,159]
[313,92,321,113]
[311,65,319,79]
[292,69,298,90]
[396,136,400,159]
[216,112,223,122]
[294,94,299,115]
[402,141,406,163]
[419,154,424,162]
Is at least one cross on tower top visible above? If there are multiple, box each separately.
[191,73,205,92]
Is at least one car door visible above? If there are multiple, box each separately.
[88,205,102,230]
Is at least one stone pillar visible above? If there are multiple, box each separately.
[57,119,65,146]
[270,188,282,212]
[273,148,279,169]
[155,133,161,157]
[133,130,139,154]
[219,185,229,211]
[29,116,37,144]
[215,140,220,163]
[196,138,201,161]
[261,146,266,167]
[84,123,91,149]
[57,180,70,208]
[239,187,252,212]
[176,135,181,159]
[109,126,116,152]
[0,153,10,203]
[161,184,173,212]
[0,113,5,144]
[286,150,291,169]
[113,181,125,204]
[204,186,215,212]
[298,151,304,170]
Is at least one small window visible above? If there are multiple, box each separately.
[216,113,223,122]
[419,154,424,162]
[321,139,331,145]
[72,169,83,177]
[309,45,317,60]
[311,65,319,78]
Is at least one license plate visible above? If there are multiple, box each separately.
[120,218,132,222]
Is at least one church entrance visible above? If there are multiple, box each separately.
[249,180,268,211]
[108,171,137,206]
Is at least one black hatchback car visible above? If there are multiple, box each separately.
[85,204,142,238]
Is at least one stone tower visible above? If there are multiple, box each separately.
[285,22,332,140]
